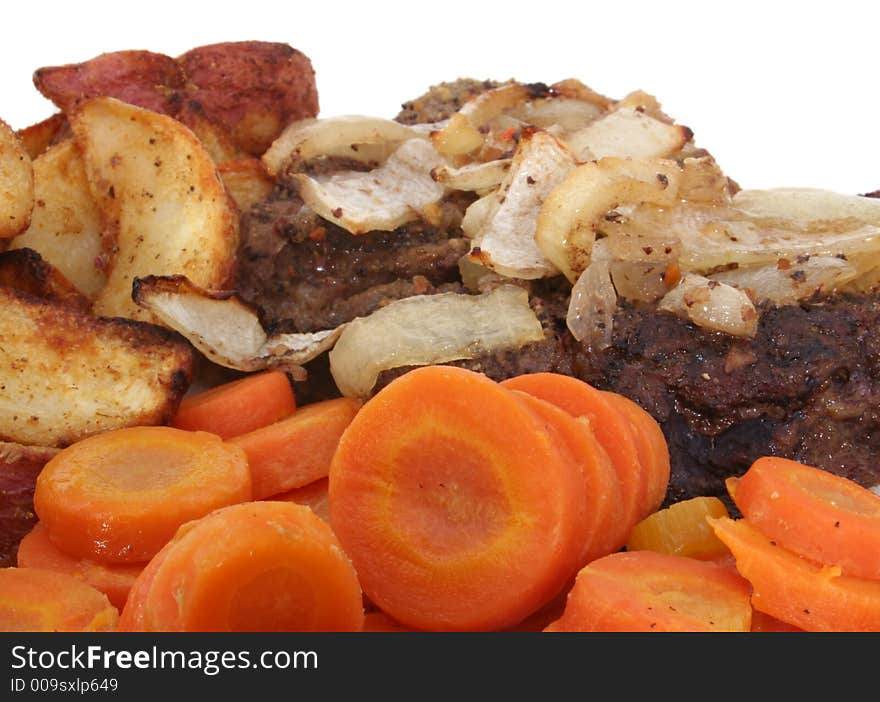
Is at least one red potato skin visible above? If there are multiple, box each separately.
[33,50,186,116]
[33,42,319,158]
[179,41,320,156]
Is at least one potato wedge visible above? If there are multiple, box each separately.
[33,49,186,116]
[9,139,106,299]
[0,118,34,238]
[176,103,246,163]
[178,41,319,156]
[17,112,68,160]
[0,248,90,312]
[0,441,60,567]
[218,158,274,212]
[69,97,239,322]
[0,285,193,447]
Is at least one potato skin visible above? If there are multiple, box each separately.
[33,50,186,116]
[179,41,319,156]
[0,286,194,448]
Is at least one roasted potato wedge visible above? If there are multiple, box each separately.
[0,248,90,311]
[9,139,106,299]
[0,441,60,567]
[17,112,68,160]
[0,285,193,448]
[179,41,319,156]
[0,118,34,238]
[33,49,186,116]
[218,158,274,212]
[69,97,239,322]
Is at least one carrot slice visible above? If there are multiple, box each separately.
[0,567,118,632]
[750,610,804,632]
[508,389,625,563]
[273,477,330,523]
[34,426,251,563]
[500,373,645,535]
[729,456,880,580]
[602,391,670,518]
[329,365,588,632]
[122,501,364,632]
[710,516,880,632]
[17,523,143,610]
[544,550,753,632]
[172,370,296,439]
[231,397,361,499]
[362,612,415,632]
[626,496,730,560]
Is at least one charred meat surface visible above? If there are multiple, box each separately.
[236,190,471,332]
[576,296,880,504]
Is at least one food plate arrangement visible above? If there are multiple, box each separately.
[1,40,880,632]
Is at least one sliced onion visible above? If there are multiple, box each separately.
[329,285,545,398]
[535,157,683,282]
[431,158,511,192]
[431,83,533,157]
[566,240,616,350]
[509,97,604,135]
[658,273,758,338]
[290,139,445,235]
[262,115,425,176]
[564,107,690,162]
[463,130,575,279]
[710,256,858,305]
[132,275,342,375]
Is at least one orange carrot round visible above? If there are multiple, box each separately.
[231,397,361,499]
[500,373,646,536]
[172,370,296,439]
[0,567,119,632]
[602,391,670,518]
[34,426,251,563]
[17,523,143,610]
[710,515,880,632]
[329,365,589,632]
[729,456,880,580]
[273,477,331,523]
[508,389,625,563]
[544,550,753,632]
[122,501,364,632]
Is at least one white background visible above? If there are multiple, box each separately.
[1,1,877,193]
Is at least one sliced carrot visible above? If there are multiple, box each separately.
[122,501,364,632]
[362,612,415,632]
[231,397,361,500]
[329,365,588,632]
[728,456,880,580]
[500,373,645,536]
[17,523,143,610]
[544,550,752,632]
[0,567,118,632]
[172,370,296,439]
[710,516,880,632]
[34,426,251,563]
[750,610,804,632]
[273,477,330,523]
[602,391,670,517]
[625,496,730,560]
[508,389,625,563]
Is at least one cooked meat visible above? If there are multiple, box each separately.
[236,189,472,332]
[575,296,880,505]
[396,78,500,125]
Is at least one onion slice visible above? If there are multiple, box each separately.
[535,157,682,282]
[132,275,342,375]
[565,107,690,162]
[290,139,446,235]
[566,240,617,351]
[262,115,425,176]
[658,273,758,338]
[463,130,575,279]
[328,286,545,398]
